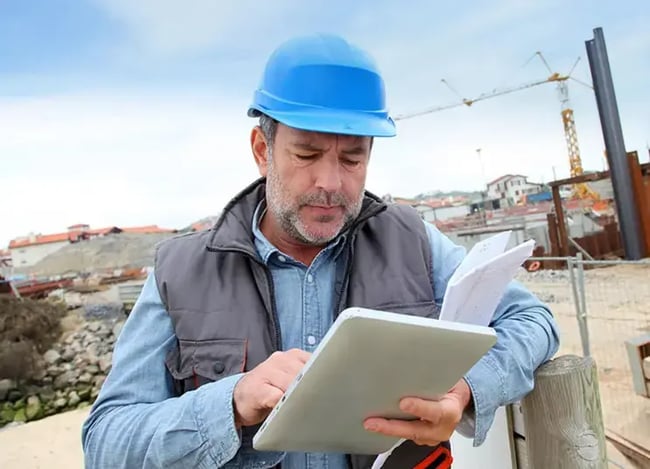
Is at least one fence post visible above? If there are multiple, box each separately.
[568,255,591,357]
[576,253,591,357]
[520,354,607,468]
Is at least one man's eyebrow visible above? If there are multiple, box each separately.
[289,142,368,155]
[340,145,367,156]
[290,142,325,152]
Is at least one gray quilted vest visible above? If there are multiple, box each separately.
[155,178,445,469]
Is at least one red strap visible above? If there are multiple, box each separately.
[413,445,453,469]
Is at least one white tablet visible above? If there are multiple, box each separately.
[252,307,497,454]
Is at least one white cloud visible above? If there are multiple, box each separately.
[0,92,261,247]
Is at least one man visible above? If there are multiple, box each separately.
[82,34,559,468]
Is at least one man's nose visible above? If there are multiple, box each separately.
[313,158,343,194]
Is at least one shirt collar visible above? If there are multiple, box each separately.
[252,200,348,265]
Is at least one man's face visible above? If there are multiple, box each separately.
[254,123,371,245]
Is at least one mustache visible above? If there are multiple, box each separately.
[298,191,349,207]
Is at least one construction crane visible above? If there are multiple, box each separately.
[394,52,599,200]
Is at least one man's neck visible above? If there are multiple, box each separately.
[259,213,325,266]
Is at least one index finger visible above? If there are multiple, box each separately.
[286,348,312,363]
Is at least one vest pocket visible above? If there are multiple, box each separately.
[372,300,441,319]
[165,338,247,395]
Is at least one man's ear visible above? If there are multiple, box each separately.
[251,126,270,177]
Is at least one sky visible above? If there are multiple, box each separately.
[1,0,648,247]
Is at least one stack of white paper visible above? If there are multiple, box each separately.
[438,230,535,327]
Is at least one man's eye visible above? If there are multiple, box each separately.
[296,154,317,160]
[342,159,361,166]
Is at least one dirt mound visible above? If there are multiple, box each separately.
[0,296,66,381]
[17,232,176,276]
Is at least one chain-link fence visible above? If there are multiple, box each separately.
[516,256,650,459]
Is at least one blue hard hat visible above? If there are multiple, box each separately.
[248,34,396,137]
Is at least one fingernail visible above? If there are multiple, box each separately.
[364,422,378,432]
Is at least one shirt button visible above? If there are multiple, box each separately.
[278,255,287,263]
[307,335,317,345]
[307,274,313,283]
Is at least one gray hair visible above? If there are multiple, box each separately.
[259,114,278,150]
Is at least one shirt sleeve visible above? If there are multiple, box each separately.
[423,221,560,446]
[81,271,248,468]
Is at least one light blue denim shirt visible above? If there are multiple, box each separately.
[82,206,560,469]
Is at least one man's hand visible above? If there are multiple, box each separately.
[232,348,311,428]
[363,379,472,446]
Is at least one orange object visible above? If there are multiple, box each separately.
[413,444,453,469]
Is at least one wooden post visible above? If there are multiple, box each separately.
[551,186,569,257]
[628,151,650,256]
[520,355,607,468]
[546,212,560,269]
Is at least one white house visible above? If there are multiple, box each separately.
[486,174,544,208]
[9,231,82,269]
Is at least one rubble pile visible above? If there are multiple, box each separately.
[0,318,123,427]
[14,232,174,277]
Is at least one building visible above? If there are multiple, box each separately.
[8,224,175,268]
[486,174,545,208]
[392,197,470,224]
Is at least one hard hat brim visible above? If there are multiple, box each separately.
[248,106,396,138]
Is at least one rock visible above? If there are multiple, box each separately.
[91,388,100,400]
[87,321,101,333]
[93,376,106,389]
[43,349,62,365]
[61,348,76,361]
[98,355,112,373]
[47,365,65,377]
[78,373,93,384]
[32,366,47,382]
[0,406,14,425]
[86,365,100,375]
[0,379,16,401]
[77,387,92,401]
[77,401,91,409]
[54,398,67,409]
[13,398,25,410]
[83,303,123,320]
[13,408,26,423]
[54,370,76,390]
[112,321,125,338]
[39,388,56,403]
[6,389,22,403]
[25,395,43,421]
[68,391,81,407]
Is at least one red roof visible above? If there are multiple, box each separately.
[9,232,81,249]
[9,224,175,249]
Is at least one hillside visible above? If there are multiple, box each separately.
[14,233,177,277]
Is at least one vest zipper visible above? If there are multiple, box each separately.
[262,267,282,351]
